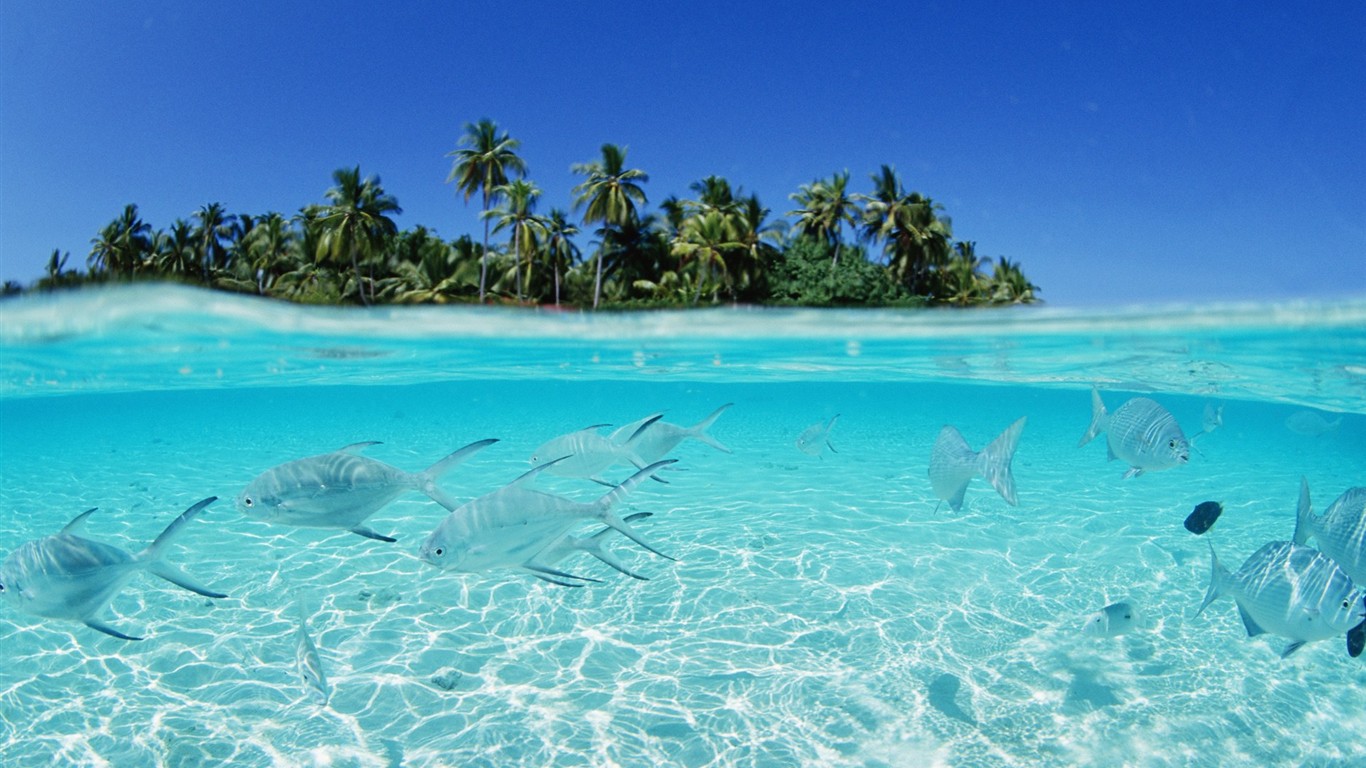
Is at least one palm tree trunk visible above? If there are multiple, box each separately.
[479,191,490,303]
[513,226,523,301]
[554,266,561,306]
[351,242,369,306]
[593,251,604,310]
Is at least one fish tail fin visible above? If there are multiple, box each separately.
[1078,387,1107,447]
[580,512,653,580]
[977,417,1026,506]
[418,438,498,510]
[144,496,218,561]
[1292,476,1315,546]
[688,403,734,453]
[142,496,227,599]
[595,460,677,561]
[148,561,228,599]
[1194,541,1230,618]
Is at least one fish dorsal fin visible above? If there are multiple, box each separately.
[624,414,664,444]
[511,456,571,488]
[574,424,612,435]
[1237,604,1266,637]
[1292,476,1315,546]
[60,508,99,535]
[338,441,382,454]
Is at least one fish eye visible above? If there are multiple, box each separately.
[1168,439,1177,449]
[1345,599,1352,609]
[244,497,254,508]
[434,548,444,557]
[0,582,5,593]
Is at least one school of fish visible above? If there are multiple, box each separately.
[0,391,1360,708]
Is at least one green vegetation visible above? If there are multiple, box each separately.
[8,119,1039,308]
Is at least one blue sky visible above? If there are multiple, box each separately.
[1,1,1362,305]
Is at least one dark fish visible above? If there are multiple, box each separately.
[1185,501,1224,535]
[1349,619,1366,658]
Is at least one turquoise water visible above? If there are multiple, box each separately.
[1,285,1363,767]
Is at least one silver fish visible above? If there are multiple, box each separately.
[1081,601,1139,637]
[530,512,655,581]
[1078,389,1188,478]
[1294,478,1366,584]
[610,404,733,463]
[0,497,226,641]
[1201,402,1224,434]
[529,417,661,486]
[928,417,1025,511]
[236,439,496,542]
[796,414,839,456]
[1196,540,1366,657]
[419,459,675,586]
[1285,410,1343,437]
[295,600,330,707]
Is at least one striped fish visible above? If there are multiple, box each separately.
[295,600,330,707]
[610,404,733,462]
[1294,478,1366,584]
[236,439,496,542]
[1196,540,1365,658]
[796,414,839,456]
[0,497,226,641]
[1079,388,1188,478]
[419,460,675,587]
[530,416,662,486]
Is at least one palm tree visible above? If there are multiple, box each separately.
[153,218,198,278]
[788,171,858,268]
[672,210,742,304]
[572,143,649,309]
[943,241,989,306]
[89,204,153,278]
[540,209,579,306]
[486,179,545,302]
[193,202,231,284]
[858,165,952,296]
[242,212,299,294]
[989,257,1039,304]
[314,166,401,305]
[730,193,784,302]
[446,119,526,302]
[37,249,77,289]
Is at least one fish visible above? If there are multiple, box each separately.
[419,459,676,586]
[1196,540,1366,657]
[1078,388,1189,478]
[1201,402,1224,435]
[0,497,226,641]
[236,439,497,542]
[796,414,839,456]
[1293,478,1366,584]
[530,512,656,581]
[928,417,1025,511]
[1184,501,1224,535]
[1284,410,1343,437]
[295,599,330,707]
[1081,601,1139,637]
[610,404,734,462]
[530,417,662,486]
[1350,619,1366,658]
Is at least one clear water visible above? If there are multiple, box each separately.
[1,286,1363,767]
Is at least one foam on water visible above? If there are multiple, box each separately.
[1,287,1364,767]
